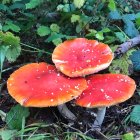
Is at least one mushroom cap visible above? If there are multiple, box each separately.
[7,62,87,107]
[75,74,136,108]
[52,38,113,77]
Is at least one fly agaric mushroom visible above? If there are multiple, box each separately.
[52,38,113,77]
[7,62,87,120]
[75,74,136,131]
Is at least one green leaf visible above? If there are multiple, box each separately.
[130,105,140,124]
[3,21,20,33]
[71,14,80,23]
[130,50,140,72]
[136,17,140,26]
[123,18,139,38]
[108,0,116,11]
[0,4,9,11]
[73,0,85,9]
[121,132,134,140]
[26,0,44,9]
[0,32,21,62]
[102,28,111,33]
[46,33,66,42]
[50,24,60,33]
[1,0,11,4]
[0,46,9,77]
[37,26,50,37]
[95,32,104,40]
[109,10,122,20]
[115,32,127,43]
[52,38,62,46]
[0,129,17,140]
[9,3,25,10]
[6,104,30,130]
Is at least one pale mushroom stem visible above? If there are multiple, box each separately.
[92,107,106,131]
[57,104,77,121]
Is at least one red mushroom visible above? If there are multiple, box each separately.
[75,74,136,130]
[52,38,113,77]
[7,62,87,120]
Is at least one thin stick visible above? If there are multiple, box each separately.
[114,35,140,57]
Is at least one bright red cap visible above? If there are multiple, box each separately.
[75,74,136,108]
[52,38,113,77]
[7,63,87,107]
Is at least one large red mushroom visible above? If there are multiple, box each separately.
[52,38,113,77]
[75,74,136,130]
[7,62,87,120]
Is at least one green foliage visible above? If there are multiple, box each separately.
[71,14,80,23]
[108,0,116,11]
[0,129,17,140]
[37,25,50,37]
[109,53,132,75]
[130,105,140,124]
[121,132,134,140]
[73,0,85,9]
[50,24,60,33]
[0,46,9,78]
[0,31,21,62]
[25,0,44,9]
[6,104,30,130]
[130,50,140,72]
[2,20,20,33]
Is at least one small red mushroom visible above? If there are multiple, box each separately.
[7,62,87,107]
[75,74,136,130]
[52,38,113,77]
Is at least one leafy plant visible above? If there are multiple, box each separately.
[6,104,30,130]
[121,132,134,140]
[130,105,140,125]
[0,31,21,79]
[109,53,133,75]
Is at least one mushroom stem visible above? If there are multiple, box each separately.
[92,107,106,131]
[57,104,77,121]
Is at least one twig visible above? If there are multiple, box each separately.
[114,35,140,57]
[20,43,52,55]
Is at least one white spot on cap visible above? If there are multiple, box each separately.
[100,89,104,92]
[36,69,39,72]
[60,88,62,91]
[50,99,54,102]
[75,86,79,90]
[51,92,54,95]
[86,60,91,62]
[116,89,118,92]
[42,71,45,73]
[104,93,112,100]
